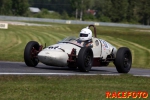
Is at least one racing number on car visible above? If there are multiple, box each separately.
[49,46,60,49]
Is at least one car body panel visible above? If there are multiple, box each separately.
[38,50,68,67]
[99,39,117,59]
[38,37,117,67]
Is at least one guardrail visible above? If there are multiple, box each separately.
[0,15,150,28]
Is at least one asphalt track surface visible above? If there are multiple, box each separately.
[0,61,150,77]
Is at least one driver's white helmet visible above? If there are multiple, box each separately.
[79,27,92,41]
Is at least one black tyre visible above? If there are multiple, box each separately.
[24,41,40,67]
[77,47,93,72]
[114,47,132,73]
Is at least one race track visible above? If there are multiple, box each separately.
[0,61,150,77]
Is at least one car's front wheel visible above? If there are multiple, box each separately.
[24,41,40,67]
[77,47,93,72]
[114,47,132,73]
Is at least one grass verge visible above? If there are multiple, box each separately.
[0,75,149,100]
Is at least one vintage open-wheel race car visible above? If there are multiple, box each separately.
[24,25,132,73]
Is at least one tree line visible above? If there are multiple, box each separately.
[0,0,150,25]
[0,0,29,16]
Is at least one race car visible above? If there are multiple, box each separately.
[24,25,132,73]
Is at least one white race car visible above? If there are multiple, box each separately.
[24,25,132,73]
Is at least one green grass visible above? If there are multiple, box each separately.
[0,23,150,68]
[0,75,149,100]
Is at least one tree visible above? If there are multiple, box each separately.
[70,0,82,19]
[0,0,29,16]
[0,0,12,15]
[95,0,112,22]
[126,0,138,23]
[12,0,29,16]
[137,0,150,25]
[70,0,95,20]
[110,0,128,22]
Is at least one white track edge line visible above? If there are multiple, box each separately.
[0,73,120,76]
[133,75,150,77]
[0,73,150,77]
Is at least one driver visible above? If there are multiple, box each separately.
[77,26,93,47]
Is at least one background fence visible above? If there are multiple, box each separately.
[0,15,150,28]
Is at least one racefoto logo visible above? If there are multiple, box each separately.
[106,91,148,99]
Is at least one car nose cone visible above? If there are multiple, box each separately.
[38,50,68,67]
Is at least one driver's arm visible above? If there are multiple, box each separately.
[86,42,93,48]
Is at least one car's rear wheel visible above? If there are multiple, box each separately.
[77,47,93,72]
[24,41,40,67]
[114,47,132,73]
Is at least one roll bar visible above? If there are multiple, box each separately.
[88,25,97,38]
